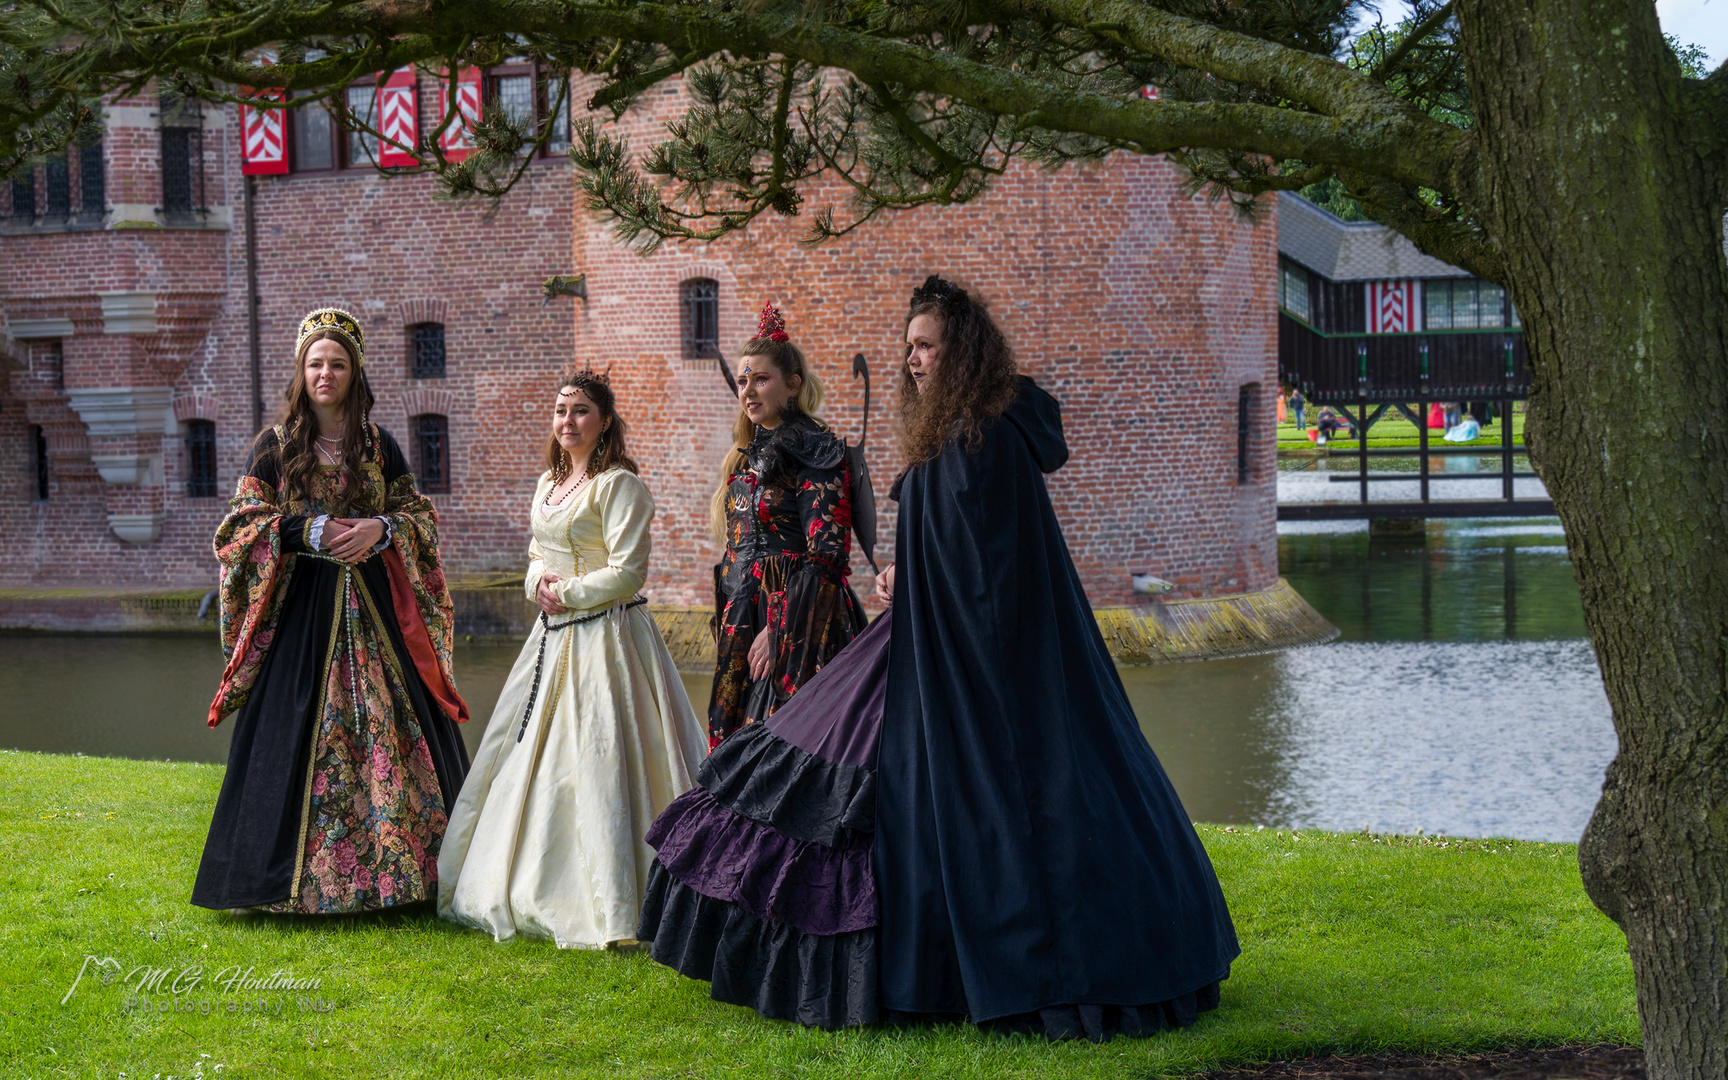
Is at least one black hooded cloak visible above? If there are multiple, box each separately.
[874,376,1240,1033]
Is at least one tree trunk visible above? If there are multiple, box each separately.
[1458,2,1728,1075]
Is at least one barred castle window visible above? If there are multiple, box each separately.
[8,173,34,221]
[30,425,49,501]
[44,155,70,218]
[4,137,103,226]
[78,133,105,218]
[682,279,720,359]
[184,420,217,498]
[410,324,447,379]
[413,415,451,494]
[159,92,205,218]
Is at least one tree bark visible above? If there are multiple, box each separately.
[1458,2,1728,1075]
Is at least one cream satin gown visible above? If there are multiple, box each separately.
[438,467,706,948]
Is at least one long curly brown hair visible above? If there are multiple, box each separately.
[273,329,376,514]
[544,370,639,483]
[897,275,1019,468]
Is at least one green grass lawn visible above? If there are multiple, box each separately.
[1,750,1636,1079]
[1278,409,1526,453]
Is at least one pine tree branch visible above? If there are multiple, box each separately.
[1369,1,1455,83]
[983,0,1415,118]
[3,0,1466,195]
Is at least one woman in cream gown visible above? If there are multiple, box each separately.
[439,372,706,948]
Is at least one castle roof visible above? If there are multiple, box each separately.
[1277,193,1467,282]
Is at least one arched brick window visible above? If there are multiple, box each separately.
[412,414,451,493]
[682,278,720,359]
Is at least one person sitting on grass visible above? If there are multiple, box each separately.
[1316,406,1340,445]
[1444,413,1483,443]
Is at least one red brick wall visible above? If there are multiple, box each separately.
[573,82,1278,607]
[3,76,1277,609]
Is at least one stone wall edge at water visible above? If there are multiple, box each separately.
[1096,577,1341,664]
[0,579,1340,667]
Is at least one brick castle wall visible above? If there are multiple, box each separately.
[573,80,1278,607]
[2,76,1276,610]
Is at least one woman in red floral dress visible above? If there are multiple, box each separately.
[706,304,866,748]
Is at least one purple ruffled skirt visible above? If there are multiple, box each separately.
[638,608,892,1029]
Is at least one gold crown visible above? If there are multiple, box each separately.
[296,307,366,367]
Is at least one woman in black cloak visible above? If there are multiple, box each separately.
[637,276,1238,1040]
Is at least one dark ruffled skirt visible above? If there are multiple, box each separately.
[643,607,890,1029]
[641,607,1222,1040]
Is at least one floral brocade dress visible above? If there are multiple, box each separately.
[192,425,471,915]
[709,415,867,748]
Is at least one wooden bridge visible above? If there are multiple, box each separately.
[1277,316,1553,521]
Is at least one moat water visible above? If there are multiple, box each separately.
[0,507,1612,842]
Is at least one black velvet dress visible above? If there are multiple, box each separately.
[639,377,1239,1040]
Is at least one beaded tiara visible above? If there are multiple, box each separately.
[296,307,366,367]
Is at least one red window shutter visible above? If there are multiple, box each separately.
[378,67,419,167]
[436,67,483,163]
[240,89,289,175]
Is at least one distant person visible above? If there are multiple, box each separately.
[1290,388,1306,430]
[439,371,705,949]
[1444,414,1482,442]
[193,308,470,915]
[1317,406,1341,445]
[1427,402,1446,430]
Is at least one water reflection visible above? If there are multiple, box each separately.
[0,518,1614,842]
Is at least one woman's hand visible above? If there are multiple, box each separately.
[875,563,896,604]
[536,572,569,617]
[327,517,384,563]
[747,628,775,681]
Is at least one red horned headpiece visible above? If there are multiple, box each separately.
[754,302,789,343]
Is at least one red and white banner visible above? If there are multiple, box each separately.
[239,50,288,175]
[240,89,289,175]
[377,67,419,167]
[1137,85,1161,100]
[436,68,483,162]
[1367,279,1420,334]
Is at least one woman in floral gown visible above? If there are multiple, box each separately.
[706,303,866,748]
[438,372,706,949]
[192,307,470,915]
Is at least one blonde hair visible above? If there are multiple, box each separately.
[708,337,827,543]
